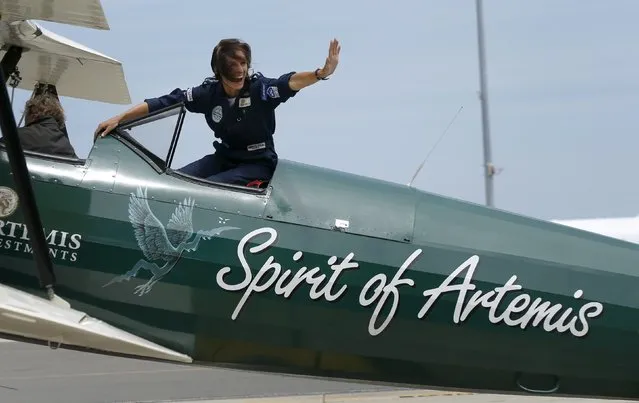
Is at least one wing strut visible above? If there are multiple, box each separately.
[0,51,57,294]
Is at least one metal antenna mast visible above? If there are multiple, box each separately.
[475,0,495,207]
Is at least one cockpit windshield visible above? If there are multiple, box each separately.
[115,103,186,171]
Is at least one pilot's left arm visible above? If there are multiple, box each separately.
[286,39,341,92]
[258,72,299,108]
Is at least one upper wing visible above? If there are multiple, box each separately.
[166,196,195,248]
[0,0,109,30]
[128,187,173,261]
[0,20,130,104]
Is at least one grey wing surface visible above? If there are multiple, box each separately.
[165,196,195,248]
[129,186,173,261]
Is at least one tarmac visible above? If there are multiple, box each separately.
[0,339,635,403]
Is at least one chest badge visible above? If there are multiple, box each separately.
[239,97,251,108]
[212,105,223,123]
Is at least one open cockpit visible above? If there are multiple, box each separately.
[109,102,272,194]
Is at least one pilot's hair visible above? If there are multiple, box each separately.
[24,93,66,129]
[210,38,252,80]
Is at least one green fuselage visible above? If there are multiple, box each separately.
[0,132,637,399]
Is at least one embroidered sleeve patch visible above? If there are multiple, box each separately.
[266,86,280,99]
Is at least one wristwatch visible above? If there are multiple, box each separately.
[315,68,328,80]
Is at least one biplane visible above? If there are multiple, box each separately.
[0,0,638,400]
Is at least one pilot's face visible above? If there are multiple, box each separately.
[221,49,248,91]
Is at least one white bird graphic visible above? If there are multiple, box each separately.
[103,186,239,296]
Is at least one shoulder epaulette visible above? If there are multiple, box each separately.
[202,76,219,85]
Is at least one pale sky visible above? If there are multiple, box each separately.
[8,0,639,221]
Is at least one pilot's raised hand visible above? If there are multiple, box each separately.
[316,39,341,79]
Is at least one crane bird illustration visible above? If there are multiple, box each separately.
[103,186,239,296]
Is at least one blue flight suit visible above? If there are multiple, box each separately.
[144,72,298,185]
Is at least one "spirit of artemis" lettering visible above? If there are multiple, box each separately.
[216,227,604,339]
[216,227,358,320]
[417,255,604,338]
